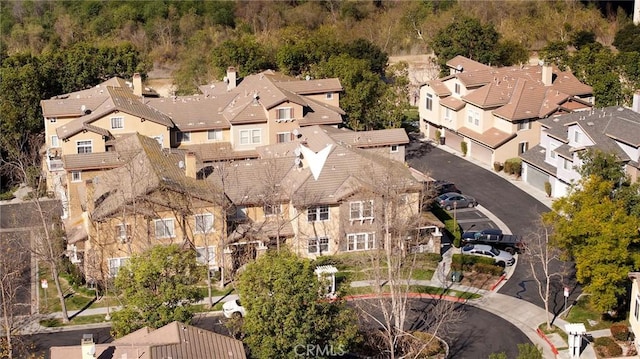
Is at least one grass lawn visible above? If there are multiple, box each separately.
[345,284,481,300]
[40,314,111,328]
[564,296,624,330]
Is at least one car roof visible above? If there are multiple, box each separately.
[465,244,493,251]
[480,228,502,235]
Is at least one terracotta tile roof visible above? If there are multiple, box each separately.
[456,126,516,149]
[63,152,122,170]
[440,96,466,111]
[492,80,549,120]
[427,80,452,97]
[145,94,235,131]
[550,70,593,96]
[229,220,295,242]
[297,97,344,126]
[328,128,409,147]
[462,79,515,108]
[108,87,173,127]
[41,96,110,118]
[446,55,492,72]
[276,78,343,94]
[223,95,268,125]
[180,142,258,163]
[50,321,246,359]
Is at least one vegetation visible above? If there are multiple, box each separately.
[488,343,543,359]
[237,250,360,359]
[503,158,522,177]
[110,244,205,338]
[593,336,623,357]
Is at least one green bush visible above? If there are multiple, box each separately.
[460,141,468,156]
[594,337,622,357]
[472,262,504,275]
[451,253,499,272]
[435,130,441,142]
[610,323,630,341]
[493,162,503,172]
[61,257,85,287]
[504,158,522,177]
[544,181,552,197]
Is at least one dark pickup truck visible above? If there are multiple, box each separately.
[461,228,524,254]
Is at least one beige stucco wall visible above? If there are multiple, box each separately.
[305,93,340,108]
[293,204,342,258]
[172,128,230,146]
[230,123,269,150]
[66,169,106,220]
[61,131,106,155]
[44,116,79,148]
[92,113,171,148]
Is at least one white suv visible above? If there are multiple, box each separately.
[222,299,246,318]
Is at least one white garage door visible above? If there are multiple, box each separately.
[524,163,549,192]
[444,129,463,152]
[470,142,493,166]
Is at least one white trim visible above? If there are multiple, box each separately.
[347,232,375,251]
[154,218,176,238]
[76,140,93,154]
[71,171,81,183]
[194,213,214,234]
[110,116,124,129]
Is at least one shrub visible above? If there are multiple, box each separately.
[594,336,622,357]
[435,129,441,142]
[493,162,503,172]
[504,158,522,177]
[473,262,504,275]
[460,141,468,156]
[544,181,552,197]
[610,323,630,341]
[444,219,461,247]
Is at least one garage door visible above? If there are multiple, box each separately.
[444,129,463,152]
[524,163,549,191]
[470,142,493,166]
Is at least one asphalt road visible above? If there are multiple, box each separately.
[408,145,580,312]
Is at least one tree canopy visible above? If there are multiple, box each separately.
[543,150,640,313]
[237,250,359,359]
[111,244,205,337]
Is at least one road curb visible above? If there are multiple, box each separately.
[490,274,507,291]
[343,292,468,303]
[536,328,560,357]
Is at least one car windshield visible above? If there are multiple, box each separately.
[489,247,500,256]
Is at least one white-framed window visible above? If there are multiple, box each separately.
[455,83,461,94]
[51,135,59,147]
[196,246,216,267]
[347,233,375,251]
[239,129,261,145]
[350,200,374,221]
[444,108,452,122]
[549,143,558,160]
[308,237,329,254]
[635,294,640,321]
[115,223,131,240]
[574,131,582,143]
[71,171,81,182]
[277,132,292,143]
[76,140,92,154]
[326,92,334,100]
[307,206,329,222]
[563,158,573,170]
[276,107,293,121]
[154,218,176,238]
[264,204,282,216]
[518,142,528,155]
[390,145,399,153]
[177,131,191,143]
[49,117,57,123]
[194,213,214,234]
[517,120,531,131]
[425,94,433,111]
[110,117,124,129]
[108,257,129,277]
[208,130,223,141]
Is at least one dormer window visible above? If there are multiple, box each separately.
[574,131,582,143]
[276,108,293,121]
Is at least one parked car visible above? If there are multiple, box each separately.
[437,192,477,210]
[462,228,525,254]
[429,180,461,196]
[461,244,515,267]
[222,299,246,318]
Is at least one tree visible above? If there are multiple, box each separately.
[539,41,569,70]
[431,16,501,73]
[613,23,640,53]
[570,30,596,50]
[110,244,204,337]
[543,150,640,313]
[237,250,359,358]
[211,35,275,77]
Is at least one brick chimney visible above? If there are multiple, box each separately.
[132,73,143,97]
[541,63,553,86]
[185,152,196,179]
[226,67,237,91]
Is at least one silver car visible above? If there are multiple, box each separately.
[461,244,515,267]
[437,192,477,210]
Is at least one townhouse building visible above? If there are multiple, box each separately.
[520,104,640,197]
[419,56,593,166]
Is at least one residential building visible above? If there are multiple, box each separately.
[49,321,246,359]
[419,56,593,166]
[629,273,640,353]
[520,106,640,197]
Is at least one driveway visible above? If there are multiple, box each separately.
[409,144,579,312]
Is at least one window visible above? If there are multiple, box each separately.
[194,213,214,234]
[51,135,59,147]
[49,117,57,123]
[208,130,223,141]
[276,107,293,121]
[549,143,558,160]
[518,142,528,155]
[76,140,92,154]
[239,129,261,145]
[518,121,531,131]
[115,223,131,240]
[455,83,461,94]
[110,117,124,129]
[425,94,433,111]
[177,131,191,143]
[444,108,452,122]
[635,294,640,321]
[264,204,282,216]
[196,246,216,267]
[347,233,375,251]
[390,145,399,153]
[574,131,582,143]
[71,171,81,182]
[563,158,573,170]
[307,206,329,222]
[154,218,175,238]
[326,92,334,100]
[350,200,374,221]
[108,257,129,277]
[277,132,292,143]
[308,237,329,254]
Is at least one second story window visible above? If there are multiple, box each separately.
[71,171,82,182]
[115,223,131,241]
[350,200,374,221]
[51,135,59,147]
[276,107,293,121]
[76,140,92,154]
[455,83,461,94]
[177,131,191,143]
[108,257,129,277]
[574,131,582,143]
[240,129,261,145]
[194,213,214,234]
[110,117,124,129]
[308,206,329,222]
[326,92,334,100]
[390,145,399,153]
[518,120,531,131]
[264,204,282,216]
[154,218,175,238]
[518,142,528,155]
[308,237,329,254]
[277,132,292,143]
[208,130,223,141]
[425,94,433,111]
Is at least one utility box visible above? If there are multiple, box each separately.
[451,271,462,283]
[565,323,586,358]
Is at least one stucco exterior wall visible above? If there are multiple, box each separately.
[61,132,106,155]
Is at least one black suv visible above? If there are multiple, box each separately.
[432,180,461,196]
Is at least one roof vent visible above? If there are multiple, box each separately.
[586,122,594,126]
